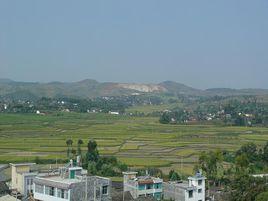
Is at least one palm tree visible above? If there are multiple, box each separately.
[77,139,84,156]
[66,139,73,158]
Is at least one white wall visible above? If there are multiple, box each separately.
[186,178,205,201]
[34,184,70,201]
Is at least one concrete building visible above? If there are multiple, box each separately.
[33,162,111,201]
[10,163,37,198]
[0,194,20,201]
[123,172,163,200]
[163,172,206,201]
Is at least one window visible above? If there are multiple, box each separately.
[102,185,108,195]
[198,189,202,193]
[57,189,63,198]
[45,186,50,195]
[57,188,64,198]
[65,191,68,199]
[45,186,55,196]
[155,183,161,189]
[57,189,68,199]
[198,180,202,185]
[27,179,33,185]
[188,190,193,198]
[49,187,55,196]
[139,185,145,190]
[35,184,44,194]
[146,184,152,189]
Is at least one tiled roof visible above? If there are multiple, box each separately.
[136,176,162,184]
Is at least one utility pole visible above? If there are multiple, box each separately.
[180,157,183,172]
[85,176,88,201]
[122,181,124,201]
[94,180,96,201]
[100,186,102,200]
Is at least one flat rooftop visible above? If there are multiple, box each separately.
[9,163,35,167]
[35,175,82,185]
[164,181,195,190]
[34,174,110,190]
[34,175,83,190]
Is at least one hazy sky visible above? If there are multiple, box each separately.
[0,1,268,89]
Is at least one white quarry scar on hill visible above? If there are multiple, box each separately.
[117,83,167,93]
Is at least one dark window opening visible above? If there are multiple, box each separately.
[189,190,193,198]
[102,185,108,195]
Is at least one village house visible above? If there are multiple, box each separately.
[9,160,111,201]
[163,172,206,201]
[123,172,163,200]
[33,160,111,201]
[10,163,38,198]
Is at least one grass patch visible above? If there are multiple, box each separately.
[118,157,171,167]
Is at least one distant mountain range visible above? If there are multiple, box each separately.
[0,78,268,99]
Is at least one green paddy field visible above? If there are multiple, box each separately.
[0,112,267,175]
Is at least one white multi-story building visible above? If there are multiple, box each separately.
[123,172,163,200]
[33,162,111,201]
[163,172,206,201]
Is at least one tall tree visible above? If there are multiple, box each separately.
[86,139,99,162]
[198,150,223,185]
[236,142,257,162]
[66,139,73,158]
[77,139,84,156]
[230,175,267,201]
[235,153,249,172]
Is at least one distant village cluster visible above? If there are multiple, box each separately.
[1,95,268,127]
[0,94,163,115]
[160,107,256,126]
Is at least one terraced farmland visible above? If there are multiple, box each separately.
[0,113,267,175]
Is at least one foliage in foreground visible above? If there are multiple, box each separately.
[197,142,268,201]
[82,139,128,177]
